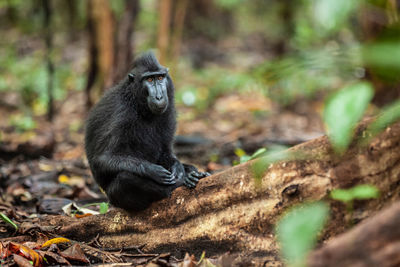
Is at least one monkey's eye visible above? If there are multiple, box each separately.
[158,76,163,81]
[147,77,153,82]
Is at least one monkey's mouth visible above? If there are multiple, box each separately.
[148,99,168,114]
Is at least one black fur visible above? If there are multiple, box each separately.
[85,52,209,211]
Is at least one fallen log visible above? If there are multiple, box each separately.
[42,121,400,265]
[308,201,400,267]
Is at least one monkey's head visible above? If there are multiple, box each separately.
[128,52,171,115]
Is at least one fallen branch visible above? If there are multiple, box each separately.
[41,121,400,265]
[308,201,400,267]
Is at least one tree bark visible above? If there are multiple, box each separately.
[43,121,400,264]
[170,0,188,65]
[112,0,139,83]
[85,0,114,107]
[308,201,400,267]
[42,0,54,121]
[157,0,172,65]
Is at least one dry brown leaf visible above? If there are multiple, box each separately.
[179,253,196,267]
[13,254,33,267]
[59,243,89,263]
[9,242,43,267]
[37,250,71,266]
[0,241,11,259]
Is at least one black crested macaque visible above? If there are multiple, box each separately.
[85,52,210,211]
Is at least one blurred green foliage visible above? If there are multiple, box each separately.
[367,100,400,138]
[330,184,380,203]
[252,0,400,107]
[276,202,329,267]
[251,146,290,182]
[235,147,267,164]
[214,0,243,9]
[176,67,258,111]
[323,82,374,154]
[0,46,83,115]
[363,42,400,81]
[9,114,36,132]
[254,44,362,105]
[330,185,379,224]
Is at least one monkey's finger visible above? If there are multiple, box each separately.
[160,169,172,176]
[184,179,196,188]
[189,171,204,179]
[196,171,210,178]
[187,174,199,182]
[159,170,174,179]
[161,178,177,185]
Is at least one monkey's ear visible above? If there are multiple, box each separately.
[128,73,135,82]
[166,68,169,73]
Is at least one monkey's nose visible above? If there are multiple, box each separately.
[155,95,162,100]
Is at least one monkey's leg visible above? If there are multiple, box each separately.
[106,171,174,211]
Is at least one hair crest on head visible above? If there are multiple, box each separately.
[132,51,163,73]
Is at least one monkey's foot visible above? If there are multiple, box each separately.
[183,171,210,188]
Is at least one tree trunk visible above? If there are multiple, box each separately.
[157,0,172,65]
[42,121,400,265]
[112,0,139,83]
[170,0,188,65]
[42,0,54,121]
[85,0,114,107]
[308,201,400,267]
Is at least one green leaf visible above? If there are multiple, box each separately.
[251,149,289,181]
[99,202,109,214]
[323,82,374,153]
[250,148,268,160]
[368,100,400,136]
[363,42,400,69]
[234,148,247,157]
[239,147,268,164]
[313,0,359,34]
[330,189,353,203]
[0,212,18,230]
[331,185,379,203]
[239,155,251,164]
[350,185,379,200]
[276,202,329,267]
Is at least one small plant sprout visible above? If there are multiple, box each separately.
[330,184,379,216]
[276,202,329,267]
[0,212,19,231]
[99,202,109,214]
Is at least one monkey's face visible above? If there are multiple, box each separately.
[143,75,169,115]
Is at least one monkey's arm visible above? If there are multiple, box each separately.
[93,153,176,185]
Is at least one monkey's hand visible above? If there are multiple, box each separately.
[183,164,211,188]
[142,163,176,185]
[170,160,185,184]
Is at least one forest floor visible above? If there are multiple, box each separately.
[0,88,325,266]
